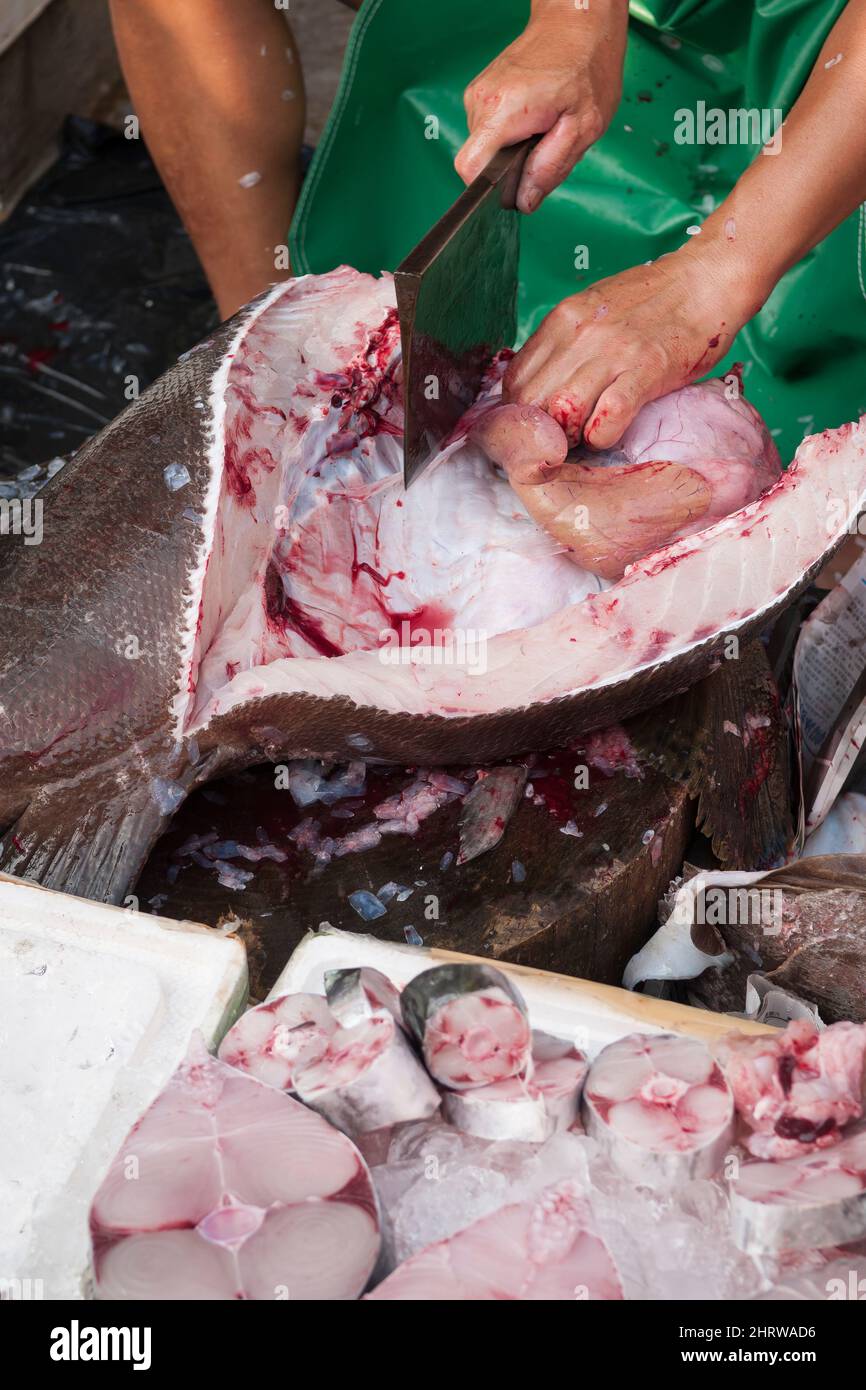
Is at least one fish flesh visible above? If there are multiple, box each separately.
[218,988,439,1136]
[718,1020,866,1160]
[292,1014,440,1137]
[4,265,866,905]
[582,1032,735,1189]
[730,1125,866,1254]
[472,378,782,579]
[400,963,532,1090]
[90,1038,381,1300]
[443,1034,587,1142]
[365,1181,623,1300]
[218,992,337,1091]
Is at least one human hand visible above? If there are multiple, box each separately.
[503,238,765,450]
[455,0,628,213]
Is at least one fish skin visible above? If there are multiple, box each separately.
[3,265,866,905]
[400,963,527,1044]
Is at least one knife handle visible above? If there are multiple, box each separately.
[485,136,540,212]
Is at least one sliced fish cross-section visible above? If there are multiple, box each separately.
[293,1012,440,1136]
[582,1032,735,1188]
[443,1034,587,1142]
[400,964,532,1091]
[90,1039,380,1300]
[218,992,336,1092]
[730,1125,866,1254]
[219,990,438,1137]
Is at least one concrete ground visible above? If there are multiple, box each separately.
[293,0,355,146]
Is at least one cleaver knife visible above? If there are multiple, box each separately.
[395,139,534,488]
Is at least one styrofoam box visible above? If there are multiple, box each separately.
[270,927,770,1058]
[0,874,247,1300]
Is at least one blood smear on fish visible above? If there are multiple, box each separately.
[718,1019,866,1159]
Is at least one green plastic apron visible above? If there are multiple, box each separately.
[291,0,862,461]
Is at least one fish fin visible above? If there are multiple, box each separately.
[0,767,180,905]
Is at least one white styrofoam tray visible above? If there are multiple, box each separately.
[271,927,770,1060]
[0,873,247,1300]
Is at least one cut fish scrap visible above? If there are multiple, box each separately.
[582,1032,735,1188]
[90,1037,380,1300]
[365,1180,623,1300]
[718,1019,866,1160]
[443,1040,587,1143]
[730,1125,866,1254]
[457,765,527,865]
[400,964,532,1091]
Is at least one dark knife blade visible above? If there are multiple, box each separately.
[395,139,533,488]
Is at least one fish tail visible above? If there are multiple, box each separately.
[0,768,180,905]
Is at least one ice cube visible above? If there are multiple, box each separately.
[163,463,190,492]
[150,778,186,814]
[348,890,387,921]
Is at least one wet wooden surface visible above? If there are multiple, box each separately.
[136,739,693,1000]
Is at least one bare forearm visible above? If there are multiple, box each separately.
[682,0,866,312]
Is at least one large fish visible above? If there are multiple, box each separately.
[2,265,866,905]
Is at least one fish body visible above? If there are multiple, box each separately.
[4,265,866,904]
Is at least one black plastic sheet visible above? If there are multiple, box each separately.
[0,116,216,484]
